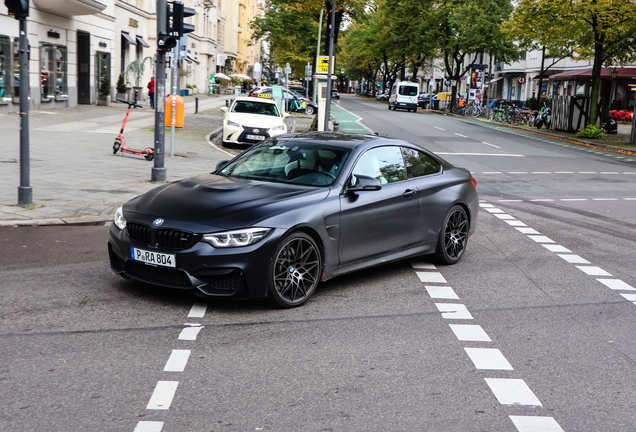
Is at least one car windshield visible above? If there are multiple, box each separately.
[219,142,351,187]
[232,100,280,116]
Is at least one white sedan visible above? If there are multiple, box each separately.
[220,97,289,146]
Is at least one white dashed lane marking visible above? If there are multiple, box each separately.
[509,415,565,432]
[557,254,590,264]
[416,271,447,283]
[178,323,204,340]
[597,279,636,291]
[133,421,164,432]
[164,350,192,372]
[424,285,459,299]
[576,266,612,277]
[188,302,208,318]
[464,348,514,370]
[449,324,492,342]
[146,381,179,410]
[435,303,474,319]
[485,378,543,406]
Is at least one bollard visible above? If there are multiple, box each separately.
[225,99,229,107]
[333,120,339,132]
[195,97,199,114]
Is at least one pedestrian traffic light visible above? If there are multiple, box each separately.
[4,0,29,18]
[158,1,195,52]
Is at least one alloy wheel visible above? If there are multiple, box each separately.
[272,235,320,306]
[443,207,468,260]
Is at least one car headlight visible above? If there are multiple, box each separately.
[227,120,241,128]
[203,228,271,248]
[114,206,127,230]
[270,125,285,131]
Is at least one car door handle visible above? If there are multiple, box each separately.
[403,189,417,198]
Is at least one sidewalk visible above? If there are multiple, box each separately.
[0,95,230,226]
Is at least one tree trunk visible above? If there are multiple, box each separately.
[537,46,546,109]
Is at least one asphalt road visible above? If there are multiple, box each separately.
[2,98,636,431]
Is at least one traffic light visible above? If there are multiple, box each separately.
[158,1,195,52]
[5,0,29,18]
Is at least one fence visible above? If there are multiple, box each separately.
[552,96,608,132]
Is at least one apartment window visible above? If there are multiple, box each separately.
[0,36,10,100]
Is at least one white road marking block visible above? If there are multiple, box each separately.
[425,286,459,299]
[485,378,542,406]
[528,235,554,243]
[179,324,204,341]
[164,350,191,372]
[410,260,436,270]
[188,302,208,318]
[516,228,540,234]
[435,303,473,319]
[597,279,636,291]
[416,272,447,283]
[485,208,505,213]
[479,203,495,208]
[557,254,590,264]
[449,324,492,342]
[505,220,527,227]
[620,293,636,303]
[576,266,612,276]
[542,244,571,253]
[146,381,179,410]
[494,214,515,220]
[509,416,564,432]
[465,348,513,370]
[134,421,164,432]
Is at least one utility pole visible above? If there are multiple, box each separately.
[324,0,336,131]
[153,0,168,182]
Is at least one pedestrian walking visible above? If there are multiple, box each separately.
[147,77,155,109]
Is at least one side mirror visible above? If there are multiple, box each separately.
[220,106,228,114]
[216,160,230,171]
[347,174,382,192]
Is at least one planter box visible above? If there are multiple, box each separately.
[97,95,110,107]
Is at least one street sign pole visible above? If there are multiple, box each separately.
[152,0,167,182]
[17,16,31,205]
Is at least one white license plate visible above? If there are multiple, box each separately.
[131,247,176,268]
[246,134,265,140]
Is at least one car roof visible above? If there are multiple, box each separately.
[233,96,276,104]
[272,132,412,150]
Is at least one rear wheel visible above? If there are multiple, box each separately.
[305,105,315,115]
[113,139,121,154]
[434,205,469,265]
[268,232,322,308]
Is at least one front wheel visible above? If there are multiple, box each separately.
[268,232,322,308]
[144,148,154,161]
[305,105,315,115]
[434,205,469,265]
[113,139,121,154]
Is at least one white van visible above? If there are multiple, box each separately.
[388,81,419,112]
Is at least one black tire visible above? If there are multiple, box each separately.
[388,103,391,110]
[268,232,322,308]
[305,105,315,115]
[392,104,397,111]
[434,205,469,265]
[144,149,154,161]
[113,139,121,154]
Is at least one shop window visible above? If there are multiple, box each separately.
[0,36,10,101]
[40,43,67,102]
[55,46,68,100]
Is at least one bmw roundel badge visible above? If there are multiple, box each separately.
[153,218,164,226]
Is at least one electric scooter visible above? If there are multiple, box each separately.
[113,90,154,161]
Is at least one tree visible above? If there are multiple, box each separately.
[419,0,520,109]
[504,0,636,124]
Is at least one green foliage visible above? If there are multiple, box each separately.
[525,97,552,110]
[99,76,110,96]
[576,124,606,139]
[116,74,127,93]
[125,57,153,87]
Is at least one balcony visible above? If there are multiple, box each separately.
[32,0,107,16]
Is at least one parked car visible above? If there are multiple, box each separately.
[418,93,431,108]
[251,86,318,115]
[331,88,340,99]
[376,90,389,101]
[108,132,478,308]
[219,96,289,147]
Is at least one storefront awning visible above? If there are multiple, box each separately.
[549,67,636,81]
[489,77,503,83]
[136,36,150,48]
[121,32,136,45]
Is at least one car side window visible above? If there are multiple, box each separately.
[402,148,441,178]
[353,147,406,184]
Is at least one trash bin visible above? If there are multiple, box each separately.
[604,117,618,134]
[431,99,440,110]
[165,95,185,128]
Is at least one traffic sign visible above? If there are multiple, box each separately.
[316,56,334,74]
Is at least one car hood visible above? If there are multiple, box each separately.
[124,174,329,229]
[227,113,284,127]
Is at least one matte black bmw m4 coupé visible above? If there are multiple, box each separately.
[108,132,478,308]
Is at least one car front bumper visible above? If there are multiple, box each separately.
[108,224,286,299]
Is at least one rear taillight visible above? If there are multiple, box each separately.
[471,176,477,189]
